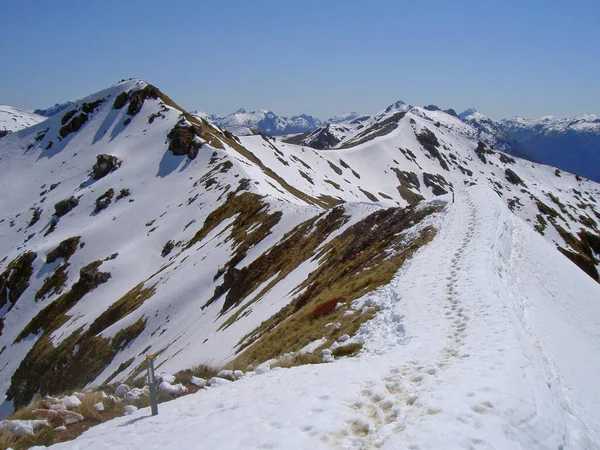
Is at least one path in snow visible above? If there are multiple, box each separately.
[42,186,600,450]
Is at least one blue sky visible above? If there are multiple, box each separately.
[1,0,598,119]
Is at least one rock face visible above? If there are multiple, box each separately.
[92,154,122,180]
[94,189,114,213]
[0,251,37,310]
[505,168,525,186]
[79,261,111,287]
[54,196,79,217]
[59,113,89,139]
[46,237,81,264]
[167,120,204,159]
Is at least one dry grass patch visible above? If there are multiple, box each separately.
[231,203,440,369]
[272,352,323,369]
[0,431,17,450]
[332,343,363,358]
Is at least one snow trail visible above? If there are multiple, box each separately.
[41,186,600,450]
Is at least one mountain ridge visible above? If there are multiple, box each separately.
[0,79,599,429]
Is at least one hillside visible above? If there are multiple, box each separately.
[43,186,600,448]
[0,79,599,447]
[0,106,46,137]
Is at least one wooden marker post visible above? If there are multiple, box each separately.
[146,354,158,416]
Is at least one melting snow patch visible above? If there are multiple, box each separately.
[61,395,82,409]
[114,384,130,398]
[159,381,188,395]
[208,377,232,387]
[0,419,49,437]
[189,376,206,387]
[124,405,137,416]
[158,373,175,384]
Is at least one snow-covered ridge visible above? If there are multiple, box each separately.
[1,77,599,445]
[0,105,46,134]
[45,185,600,449]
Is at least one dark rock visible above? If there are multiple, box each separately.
[167,121,203,159]
[113,92,128,110]
[116,189,130,200]
[0,251,37,311]
[423,105,441,111]
[60,110,77,125]
[54,196,79,217]
[46,236,81,264]
[505,168,525,186]
[474,141,494,163]
[29,207,42,227]
[59,113,88,139]
[94,189,114,213]
[80,98,104,114]
[423,173,450,196]
[416,128,449,171]
[126,85,160,116]
[161,240,175,257]
[92,154,122,180]
[79,261,111,286]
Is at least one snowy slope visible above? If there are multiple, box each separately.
[1,78,599,435]
[240,107,600,279]
[0,105,46,134]
[43,186,600,449]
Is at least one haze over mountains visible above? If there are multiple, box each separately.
[0,79,599,447]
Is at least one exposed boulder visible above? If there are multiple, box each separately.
[94,189,114,213]
[423,173,450,196]
[79,261,111,287]
[46,236,81,264]
[28,207,42,227]
[474,141,494,164]
[54,196,79,217]
[127,85,160,116]
[0,251,37,310]
[505,168,525,186]
[92,154,122,180]
[59,113,89,139]
[113,92,128,109]
[167,120,204,159]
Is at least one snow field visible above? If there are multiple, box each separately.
[42,185,600,449]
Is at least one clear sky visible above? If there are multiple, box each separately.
[1,0,598,120]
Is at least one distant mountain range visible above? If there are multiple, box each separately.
[192,109,324,136]
[2,98,599,182]
[196,105,599,182]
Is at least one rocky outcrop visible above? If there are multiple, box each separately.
[505,168,525,186]
[54,196,79,217]
[0,251,37,311]
[92,154,122,180]
[59,113,89,139]
[94,189,114,213]
[167,120,204,159]
[46,237,81,264]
